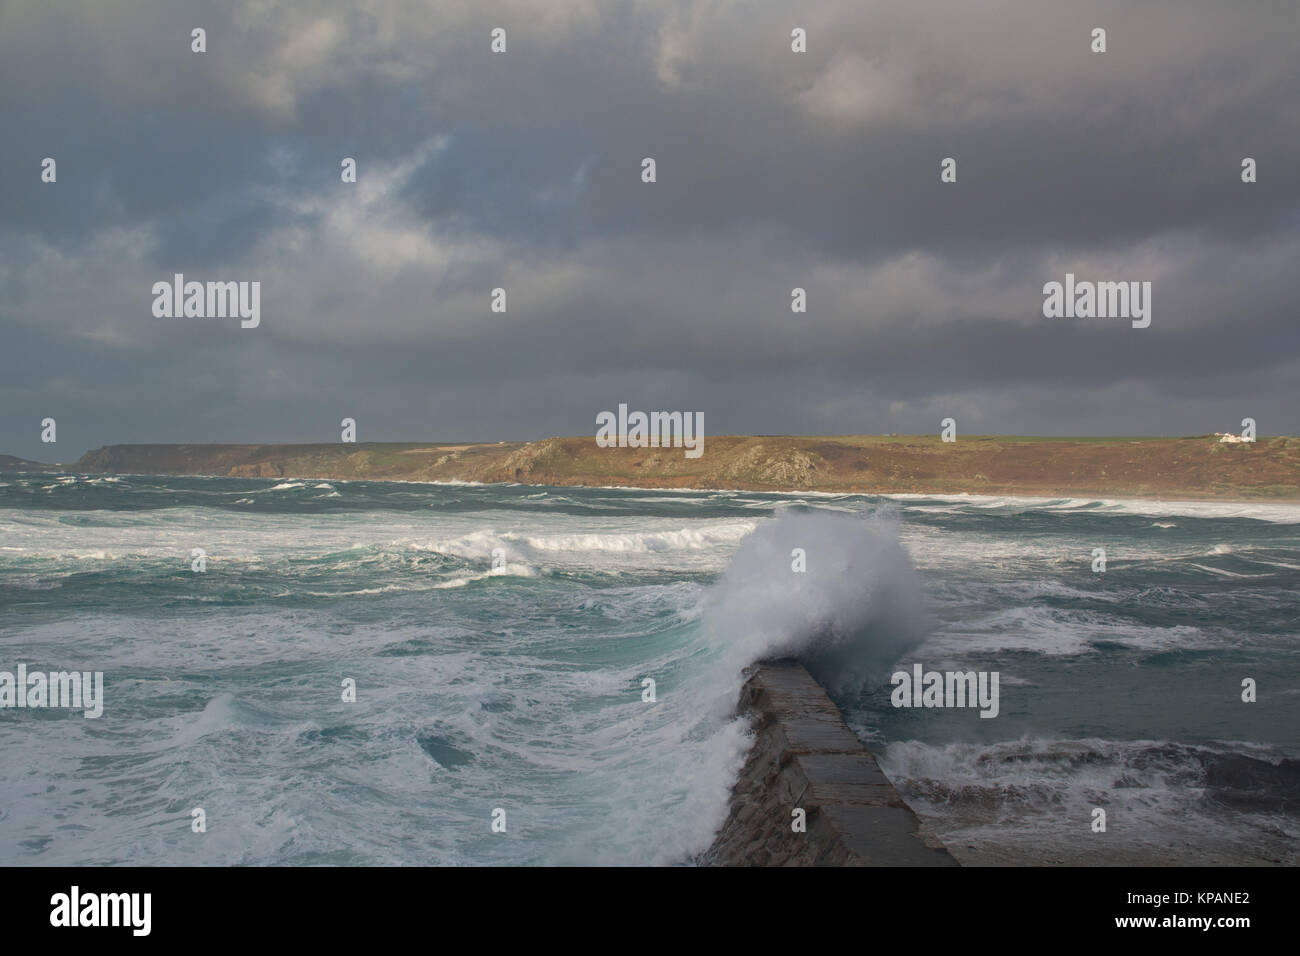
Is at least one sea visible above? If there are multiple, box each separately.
[1,472,1296,865]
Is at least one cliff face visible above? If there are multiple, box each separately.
[701,661,956,867]
[41,435,1300,499]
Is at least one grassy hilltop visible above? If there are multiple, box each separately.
[40,434,1300,500]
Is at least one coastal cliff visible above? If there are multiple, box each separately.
[701,660,957,866]
[34,434,1300,500]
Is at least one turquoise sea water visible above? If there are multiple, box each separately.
[1,473,1296,865]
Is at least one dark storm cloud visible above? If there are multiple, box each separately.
[1,0,1297,460]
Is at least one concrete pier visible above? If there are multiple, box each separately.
[702,659,957,866]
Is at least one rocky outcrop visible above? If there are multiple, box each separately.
[701,660,956,867]
[497,439,567,481]
[708,444,824,486]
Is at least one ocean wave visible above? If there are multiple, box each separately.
[2,472,1295,866]
[879,737,1300,864]
[923,604,1209,656]
[1186,563,1273,579]
[426,522,756,559]
[701,510,927,696]
[891,492,1300,524]
[432,563,540,588]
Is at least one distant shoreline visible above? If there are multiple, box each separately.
[4,434,1299,502]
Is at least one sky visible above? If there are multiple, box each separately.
[1,0,1297,461]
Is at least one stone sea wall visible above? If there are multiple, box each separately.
[701,659,957,866]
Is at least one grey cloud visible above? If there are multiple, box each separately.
[0,0,1297,460]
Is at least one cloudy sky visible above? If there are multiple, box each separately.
[1,0,1297,460]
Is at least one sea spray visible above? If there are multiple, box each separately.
[701,509,929,696]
